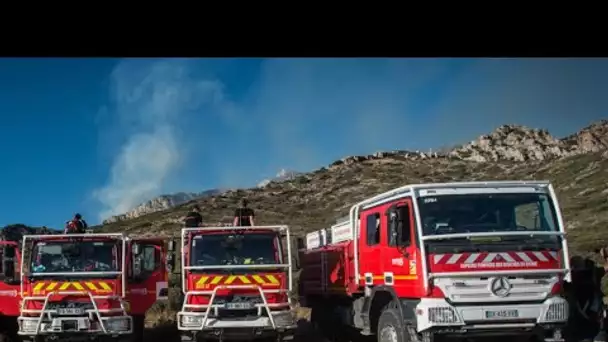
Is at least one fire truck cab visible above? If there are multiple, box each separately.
[177,225,296,341]
[299,181,570,342]
[16,232,169,342]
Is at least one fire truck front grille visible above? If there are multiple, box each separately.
[434,275,558,303]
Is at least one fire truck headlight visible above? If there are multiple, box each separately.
[272,311,296,327]
[543,300,569,322]
[20,319,39,333]
[181,315,203,327]
[105,318,131,332]
[428,307,461,324]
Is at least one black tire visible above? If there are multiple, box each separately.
[132,315,145,342]
[377,306,408,342]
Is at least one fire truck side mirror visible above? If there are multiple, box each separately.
[296,237,305,250]
[166,253,176,273]
[3,246,16,278]
[132,242,142,256]
[168,240,176,252]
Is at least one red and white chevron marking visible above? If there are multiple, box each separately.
[430,251,560,271]
[433,251,558,265]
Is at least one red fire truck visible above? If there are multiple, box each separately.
[299,181,570,342]
[16,232,170,342]
[177,225,296,341]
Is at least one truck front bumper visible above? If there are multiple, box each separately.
[17,315,133,337]
[177,310,296,340]
[413,296,568,339]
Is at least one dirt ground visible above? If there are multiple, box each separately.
[143,318,327,342]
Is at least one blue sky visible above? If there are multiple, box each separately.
[0,58,606,228]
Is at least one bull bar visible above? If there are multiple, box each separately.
[17,233,133,336]
[177,226,296,333]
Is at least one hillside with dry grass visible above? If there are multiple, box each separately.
[99,121,608,254]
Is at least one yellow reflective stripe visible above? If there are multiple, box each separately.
[394,275,417,280]
[195,276,209,288]
[58,282,85,291]
[99,282,112,292]
[33,283,45,292]
[72,282,84,291]
[224,276,237,284]
[266,275,279,285]
[85,282,98,291]
[252,275,265,284]
[238,276,251,284]
[210,276,223,285]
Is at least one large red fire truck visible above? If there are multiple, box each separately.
[299,181,571,342]
[16,232,170,342]
[177,225,297,341]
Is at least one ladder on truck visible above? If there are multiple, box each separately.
[17,233,132,335]
[177,225,293,331]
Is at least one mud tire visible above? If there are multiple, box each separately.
[377,305,407,342]
[131,315,145,342]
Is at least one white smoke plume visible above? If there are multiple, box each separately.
[93,59,223,221]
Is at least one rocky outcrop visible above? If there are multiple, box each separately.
[561,119,608,153]
[258,169,302,188]
[448,125,566,162]
[329,150,442,168]
[102,189,225,224]
[325,121,607,166]
[447,121,608,163]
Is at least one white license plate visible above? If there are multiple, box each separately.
[225,302,254,310]
[485,309,519,319]
[57,308,84,315]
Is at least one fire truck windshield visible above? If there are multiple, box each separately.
[190,232,280,268]
[30,240,119,274]
[418,193,559,236]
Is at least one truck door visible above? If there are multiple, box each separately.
[360,211,383,286]
[382,199,418,293]
[128,239,169,314]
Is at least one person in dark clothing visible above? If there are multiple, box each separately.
[233,198,255,227]
[184,205,203,227]
[64,213,88,234]
[564,253,608,342]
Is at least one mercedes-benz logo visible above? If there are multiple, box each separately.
[489,277,512,297]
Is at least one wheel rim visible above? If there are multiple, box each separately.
[380,324,399,342]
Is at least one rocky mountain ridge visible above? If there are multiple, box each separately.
[102,189,225,224]
[332,120,608,166]
[104,169,304,224]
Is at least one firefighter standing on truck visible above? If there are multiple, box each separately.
[233,198,255,226]
[183,204,203,227]
[64,213,87,234]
